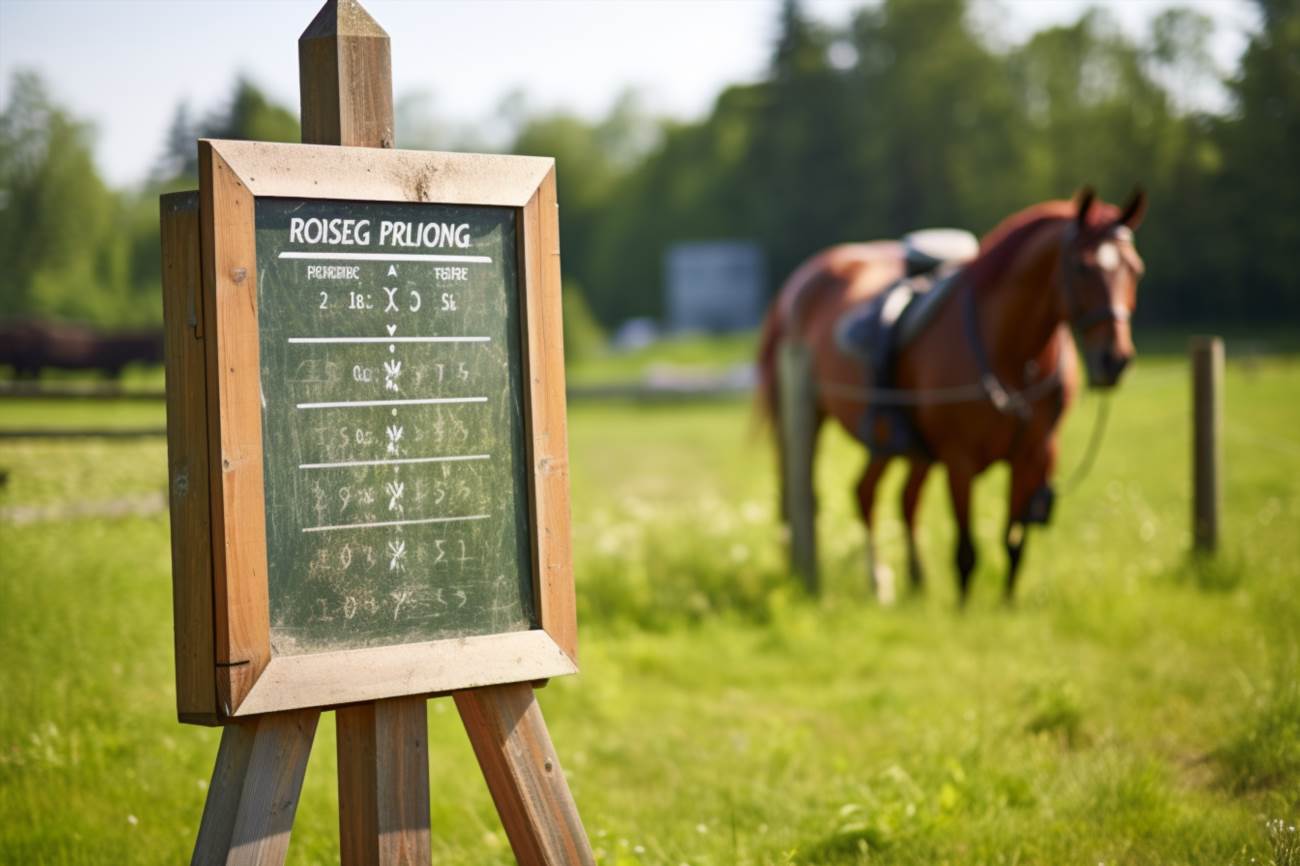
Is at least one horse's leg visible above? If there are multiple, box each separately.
[1005,449,1053,603]
[901,460,931,593]
[856,456,894,604]
[945,463,977,606]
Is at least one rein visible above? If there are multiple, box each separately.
[1058,392,1111,494]
[962,276,1035,419]
[813,364,1063,407]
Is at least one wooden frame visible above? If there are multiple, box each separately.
[168,138,575,721]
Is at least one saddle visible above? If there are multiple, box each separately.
[833,228,978,456]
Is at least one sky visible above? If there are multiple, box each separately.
[0,0,1260,188]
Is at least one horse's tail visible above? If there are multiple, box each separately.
[754,296,786,435]
[753,250,836,435]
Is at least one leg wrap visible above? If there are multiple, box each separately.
[1024,483,1055,526]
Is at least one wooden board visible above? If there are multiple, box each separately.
[179,138,576,719]
[161,190,220,724]
[254,199,534,655]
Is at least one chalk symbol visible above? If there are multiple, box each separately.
[385,480,406,512]
[387,540,407,572]
[383,359,403,392]
[385,424,404,456]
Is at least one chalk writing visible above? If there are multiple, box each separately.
[255,199,535,656]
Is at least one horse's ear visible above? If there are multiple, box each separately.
[1075,186,1096,229]
[1117,186,1147,231]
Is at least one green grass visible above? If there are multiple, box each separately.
[2,352,1298,864]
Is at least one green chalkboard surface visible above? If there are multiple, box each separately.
[254,197,535,656]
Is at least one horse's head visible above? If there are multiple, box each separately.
[1060,187,1147,389]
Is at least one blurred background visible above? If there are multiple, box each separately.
[2,2,1299,864]
[1,0,1295,343]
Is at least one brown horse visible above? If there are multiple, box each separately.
[757,189,1147,603]
[0,320,163,379]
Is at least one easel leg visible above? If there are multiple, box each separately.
[455,683,595,866]
[337,696,432,866]
[191,709,320,866]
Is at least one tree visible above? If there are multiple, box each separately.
[583,84,764,323]
[0,71,142,324]
[847,0,1028,237]
[155,77,300,183]
[1212,0,1300,320]
[511,92,660,324]
[746,0,860,282]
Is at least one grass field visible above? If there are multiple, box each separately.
[1,347,1298,865]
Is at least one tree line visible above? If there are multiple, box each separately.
[1,0,1296,332]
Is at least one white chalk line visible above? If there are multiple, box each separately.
[280,251,491,263]
[287,336,490,344]
[302,513,490,533]
[298,454,490,470]
[296,396,487,409]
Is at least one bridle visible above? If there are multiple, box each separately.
[962,219,1131,420]
[1059,223,1134,334]
[961,276,1060,421]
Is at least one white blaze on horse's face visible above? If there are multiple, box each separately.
[1072,225,1143,389]
[1096,241,1120,272]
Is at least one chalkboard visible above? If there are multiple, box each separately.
[254,197,535,655]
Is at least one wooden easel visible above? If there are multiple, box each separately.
[188,3,594,864]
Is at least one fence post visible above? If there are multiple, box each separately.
[777,340,819,594]
[1190,336,1223,553]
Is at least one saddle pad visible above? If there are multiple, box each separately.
[894,267,960,349]
[833,286,896,369]
[833,268,962,366]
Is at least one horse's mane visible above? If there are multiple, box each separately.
[963,198,1122,293]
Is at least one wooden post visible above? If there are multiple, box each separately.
[337,698,431,866]
[777,340,819,593]
[1191,336,1223,553]
[294,5,591,866]
[455,684,596,866]
[299,0,394,149]
[191,711,321,866]
[296,6,432,865]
